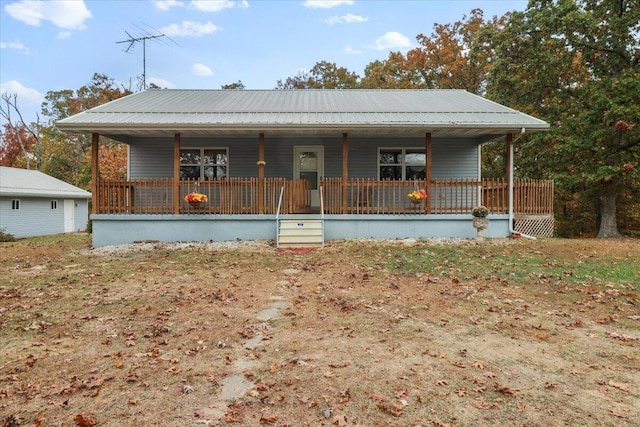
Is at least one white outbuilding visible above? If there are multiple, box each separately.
[0,166,91,239]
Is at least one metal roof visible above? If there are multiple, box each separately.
[56,89,549,141]
[0,166,92,198]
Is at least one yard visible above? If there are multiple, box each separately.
[1,234,638,426]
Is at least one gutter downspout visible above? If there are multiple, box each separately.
[509,128,537,240]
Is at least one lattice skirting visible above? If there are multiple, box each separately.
[514,215,554,237]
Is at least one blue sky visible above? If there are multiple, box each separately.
[1,0,527,123]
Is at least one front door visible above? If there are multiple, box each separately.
[64,199,74,232]
[294,146,324,209]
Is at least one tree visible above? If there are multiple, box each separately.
[0,93,43,169]
[361,9,502,94]
[40,73,132,187]
[0,122,36,167]
[221,80,246,90]
[483,0,640,237]
[276,61,359,89]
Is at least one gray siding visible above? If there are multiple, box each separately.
[128,136,479,180]
[0,197,88,239]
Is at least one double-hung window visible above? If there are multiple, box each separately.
[378,148,426,180]
[180,148,228,180]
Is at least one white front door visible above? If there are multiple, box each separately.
[64,200,74,232]
[294,146,324,209]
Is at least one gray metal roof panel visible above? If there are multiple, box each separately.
[56,89,549,134]
[0,166,92,198]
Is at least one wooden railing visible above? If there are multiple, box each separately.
[321,178,553,215]
[95,178,311,215]
[94,177,552,216]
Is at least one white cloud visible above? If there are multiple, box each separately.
[303,0,353,9]
[0,41,32,54]
[160,21,221,37]
[323,13,368,24]
[189,0,248,12]
[147,77,176,89]
[192,63,213,76]
[152,0,184,11]
[0,80,43,106]
[57,31,71,39]
[343,44,361,55]
[5,0,92,30]
[367,31,412,50]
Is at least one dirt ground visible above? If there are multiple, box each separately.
[1,234,638,426]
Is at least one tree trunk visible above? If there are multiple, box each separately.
[596,181,621,238]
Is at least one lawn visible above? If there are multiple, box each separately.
[1,235,638,426]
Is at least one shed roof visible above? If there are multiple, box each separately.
[56,89,549,142]
[0,167,92,198]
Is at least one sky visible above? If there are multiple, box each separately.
[1,0,528,124]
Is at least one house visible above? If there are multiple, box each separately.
[55,89,553,248]
[0,166,91,239]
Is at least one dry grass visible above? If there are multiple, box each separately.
[1,234,638,426]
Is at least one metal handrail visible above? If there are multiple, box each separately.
[276,186,285,219]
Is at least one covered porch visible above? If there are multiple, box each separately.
[56,89,552,246]
[94,176,553,218]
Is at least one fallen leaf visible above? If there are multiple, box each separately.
[609,409,629,418]
[608,380,630,393]
[259,414,277,424]
[436,379,448,386]
[370,393,388,402]
[494,383,518,395]
[332,414,347,426]
[74,414,97,427]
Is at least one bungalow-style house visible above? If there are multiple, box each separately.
[0,166,91,239]
[55,89,553,248]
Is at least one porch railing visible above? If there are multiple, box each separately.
[94,177,553,216]
[321,178,553,215]
[95,177,310,215]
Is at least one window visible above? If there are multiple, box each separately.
[378,148,426,180]
[51,200,58,209]
[11,199,20,210]
[180,148,228,180]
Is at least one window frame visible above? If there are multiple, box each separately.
[377,147,427,181]
[179,147,229,181]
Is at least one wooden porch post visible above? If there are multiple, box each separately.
[342,132,348,214]
[425,132,432,214]
[173,133,181,214]
[91,133,99,215]
[506,133,513,213]
[258,133,265,214]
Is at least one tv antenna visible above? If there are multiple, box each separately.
[117,24,179,90]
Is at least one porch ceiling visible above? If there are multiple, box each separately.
[56,89,549,143]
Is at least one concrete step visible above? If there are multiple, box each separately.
[278,219,324,248]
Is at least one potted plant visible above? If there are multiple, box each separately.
[408,189,427,205]
[471,205,489,238]
[184,192,208,208]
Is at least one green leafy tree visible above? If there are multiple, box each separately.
[483,0,640,237]
[41,73,132,187]
[361,9,502,93]
[276,61,359,89]
[221,80,246,90]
